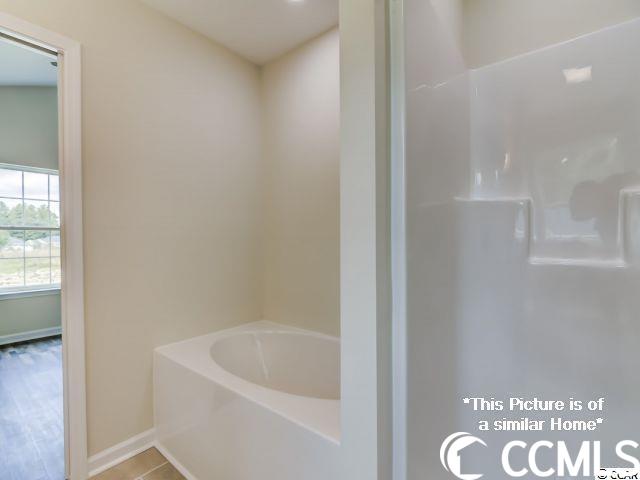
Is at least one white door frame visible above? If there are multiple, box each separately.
[0,12,87,480]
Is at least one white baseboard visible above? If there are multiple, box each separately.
[154,442,199,480]
[88,428,156,477]
[0,326,62,346]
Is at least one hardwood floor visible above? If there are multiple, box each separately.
[91,448,185,480]
[0,336,64,480]
[0,338,184,480]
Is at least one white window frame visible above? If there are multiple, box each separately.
[0,162,62,297]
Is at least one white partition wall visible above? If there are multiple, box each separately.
[396,1,471,477]
[395,2,640,478]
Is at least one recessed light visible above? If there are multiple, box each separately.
[288,0,305,4]
[563,66,592,84]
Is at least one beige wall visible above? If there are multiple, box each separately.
[463,0,640,68]
[0,0,263,455]
[0,86,61,339]
[261,28,340,336]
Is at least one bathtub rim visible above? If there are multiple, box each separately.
[154,321,341,445]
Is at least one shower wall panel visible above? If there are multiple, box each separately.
[403,8,640,479]
[470,18,640,264]
[403,0,470,477]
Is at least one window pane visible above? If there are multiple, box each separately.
[49,201,60,228]
[0,169,22,198]
[25,258,50,286]
[24,172,49,200]
[23,200,50,227]
[51,257,61,284]
[0,230,23,258]
[0,258,24,288]
[51,231,60,257]
[25,231,50,258]
[0,199,23,227]
[49,175,59,201]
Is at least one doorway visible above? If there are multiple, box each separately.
[0,32,63,480]
[0,13,86,480]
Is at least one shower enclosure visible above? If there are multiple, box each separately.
[392,1,640,478]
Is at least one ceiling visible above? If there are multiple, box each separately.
[0,40,57,86]
[140,0,339,65]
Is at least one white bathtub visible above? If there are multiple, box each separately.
[154,321,342,480]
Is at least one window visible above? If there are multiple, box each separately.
[0,164,60,293]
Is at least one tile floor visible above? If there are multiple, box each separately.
[0,336,64,480]
[91,448,184,480]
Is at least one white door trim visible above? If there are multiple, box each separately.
[0,12,87,480]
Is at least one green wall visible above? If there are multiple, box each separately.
[0,86,58,169]
[0,86,60,340]
[0,293,61,337]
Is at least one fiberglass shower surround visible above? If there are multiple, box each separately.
[403,7,640,479]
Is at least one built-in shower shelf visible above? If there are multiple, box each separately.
[527,257,627,269]
[454,196,530,203]
[457,193,640,268]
